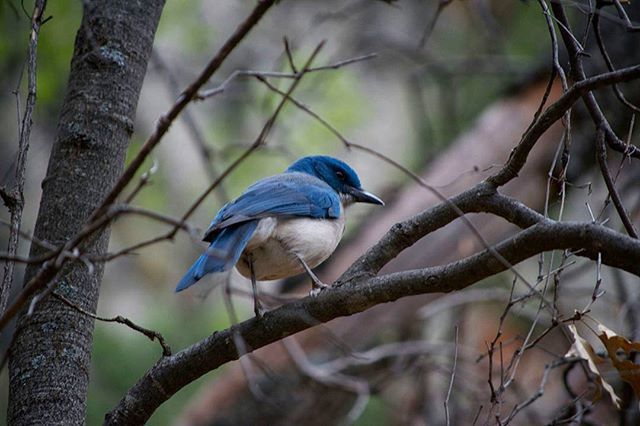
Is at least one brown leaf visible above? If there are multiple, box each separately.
[567,324,621,408]
[598,323,640,399]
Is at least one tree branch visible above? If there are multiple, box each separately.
[89,0,278,220]
[550,2,639,158]
[1,0,47,315]
[0,0,280,333]
[53,292,171,357]
[105,188,640,424]
[487,63,640,187]
[595,127,638,238]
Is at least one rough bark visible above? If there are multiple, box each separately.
[7,1,164,424]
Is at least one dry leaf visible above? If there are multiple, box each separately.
[567,324,622,408]
[597,323,640,400]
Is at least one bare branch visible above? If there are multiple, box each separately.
[593,3,640,113]
[52,292,171,357]
[1,0,47,315]
[105,188,640,423]
[612,0,640,31]
[88,0,278,222]
[488,63,640,187]
[196,52,377,100]
[444,325,459,426]
[550,2,639,158]
[0,0,281,332]
[283,37,298,73]
[595,127,638,238]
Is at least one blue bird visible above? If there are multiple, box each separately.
[176,155,384,316]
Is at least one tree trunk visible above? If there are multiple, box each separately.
[8,1,164,424]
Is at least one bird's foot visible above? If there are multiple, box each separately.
[309,279,330,297]
[253,299,266,319]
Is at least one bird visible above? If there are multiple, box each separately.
[175,155,384,317]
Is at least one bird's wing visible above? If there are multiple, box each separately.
[203,173,341,242]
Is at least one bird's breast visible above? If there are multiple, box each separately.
[237,215,345,281]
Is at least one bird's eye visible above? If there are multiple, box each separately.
[336,170,346,181]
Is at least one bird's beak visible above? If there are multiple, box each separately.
[346,186,384,206]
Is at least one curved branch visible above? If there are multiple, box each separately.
[593,3,640,113]
[105,195,640,424]
[550,2,639,158]
[338,182,545,283]
[488,62,640,186]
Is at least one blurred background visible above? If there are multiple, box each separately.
[1,0,639,424]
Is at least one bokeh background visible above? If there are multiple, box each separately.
[1,1,639,424]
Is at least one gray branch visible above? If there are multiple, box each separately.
[105,185,640,424]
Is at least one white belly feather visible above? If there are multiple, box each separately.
[236,215,345,281]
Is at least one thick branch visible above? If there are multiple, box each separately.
[339,182,545,283]
[106,193,640,423]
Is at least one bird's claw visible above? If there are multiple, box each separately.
[253,299,266,319]
[309,281,329,297]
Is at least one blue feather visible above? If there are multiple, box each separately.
[202,173,340,242]
[175,220,259,292]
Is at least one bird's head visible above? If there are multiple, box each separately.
[287,156,384,206]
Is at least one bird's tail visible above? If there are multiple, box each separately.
[175,220,258,292]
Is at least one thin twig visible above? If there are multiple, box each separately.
[52,292,171,356]
[444,324,459,426]
[197,53,377,99]
[593,2,640,113]
[612,0,640,31]
[283,36,298,73]
[595,127,638,237]
[123,159,158,204]
[0,218,56,251]
[1,0,47,316]
[419,0,453,47]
